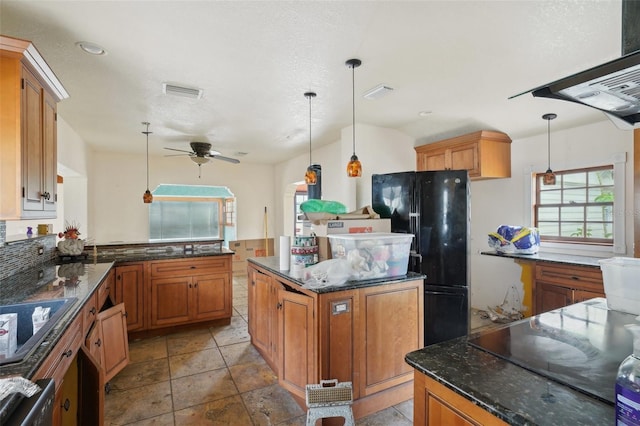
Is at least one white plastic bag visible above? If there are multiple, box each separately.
[302,259,354,289]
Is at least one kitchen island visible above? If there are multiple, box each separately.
[406,298,635,425]
[248,256,425,421]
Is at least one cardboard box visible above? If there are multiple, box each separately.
[308,219,391,236]
[316,236,332,262]
[229,238,275,276]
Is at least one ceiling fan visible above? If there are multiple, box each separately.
[164,142,240,177]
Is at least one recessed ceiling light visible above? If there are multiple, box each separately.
[418,111,432,117]
[363,84,394,100]
[75,41,107,56]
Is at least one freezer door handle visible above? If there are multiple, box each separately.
[409,250,422,273]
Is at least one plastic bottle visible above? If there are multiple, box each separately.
[616,324,640,425]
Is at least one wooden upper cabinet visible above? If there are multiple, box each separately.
[415,130,511,180]
[0,35,68,219]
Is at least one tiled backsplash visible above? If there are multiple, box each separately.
[0,221,57,280]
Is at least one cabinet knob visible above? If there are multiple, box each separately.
[90,307,96,315]
[276,302,283,310]
[95,338,102,347]
[62,398,70,411]
[62,349,73,358]
[40,192,51,200]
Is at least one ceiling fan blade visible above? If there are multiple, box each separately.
[164,147,193,153]
[164,153,191,157]
[211,155,240,164]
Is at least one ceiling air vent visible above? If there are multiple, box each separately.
[162,83,203,99]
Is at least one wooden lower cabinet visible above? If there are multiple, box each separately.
[414,371,508,426]
[534,262,604,314]
[33,271,129,426]
[247,262,423,419]
[276,278,315,397]
[114,263,144,331]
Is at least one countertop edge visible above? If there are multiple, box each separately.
[248,256,426,293]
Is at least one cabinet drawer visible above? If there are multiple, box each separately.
[97,270,114,308]
[535,263,603,292]
[34,315,82,391]
[82,292,98,338]
[150,256,230,278]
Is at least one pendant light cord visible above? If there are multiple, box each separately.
[542,113,556,171]
[143,122,151,189]
[351,63,356,155]
[309,94,312,164]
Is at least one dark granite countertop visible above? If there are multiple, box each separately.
[481,250,606,268]
[0,261,113,423]
[91,247,233,263]
[405,299,628,425]
[248,256,425,294]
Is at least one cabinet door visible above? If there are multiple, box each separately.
[359,282,422,396]
[536,282,572,313]
[427,394,478,426]
[42,89,57,212]
[277,285,315,399]
[421,150,447,171]
[115,264,144,331]
[450,143,478,175]
[150,277,191,327]
[192,273,231,321]
[22,66,45,212]
[250,268,274,358]
[97,303,130,383]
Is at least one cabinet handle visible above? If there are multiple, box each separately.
[62,349,73,358]
[571,276,580,280]
[190,266,196,269]
[276,302,283,310]
[40,192,51,200]
[194,283,198,288]
[95,338,102,347]
[62,398,70,411]
[90,307,96,315]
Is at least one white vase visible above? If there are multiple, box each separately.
[58,239,85,256]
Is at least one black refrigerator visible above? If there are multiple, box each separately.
[372,170,469,346]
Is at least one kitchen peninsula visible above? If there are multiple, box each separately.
[0,240,233,424]
[247,257,425,420]
[406,298,634,425]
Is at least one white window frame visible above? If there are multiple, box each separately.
[523,152,627,256]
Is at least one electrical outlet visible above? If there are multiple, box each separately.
[37,246,44,255]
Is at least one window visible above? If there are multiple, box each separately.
[149,198,223,240]
[534,166,614,245]
[148,184,235,242]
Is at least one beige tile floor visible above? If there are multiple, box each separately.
[104,275,414,425]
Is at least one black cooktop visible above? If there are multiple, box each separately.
[468,299,637,404]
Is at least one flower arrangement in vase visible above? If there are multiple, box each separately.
[57,222,85,256]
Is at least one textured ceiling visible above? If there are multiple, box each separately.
[0,1,624,164]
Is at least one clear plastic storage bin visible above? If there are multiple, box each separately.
[598,257,640,315]
[328,233,413,280]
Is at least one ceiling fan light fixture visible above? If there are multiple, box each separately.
[304,91,317,185]
[190,156,211,165]
[142,122,153,204]
[346,58,363,178]
[542,113,557,186]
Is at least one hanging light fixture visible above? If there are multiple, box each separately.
[542,113,557,186]
[142,121,153,203]
[346,58,362,177]
[304,91,317,185]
